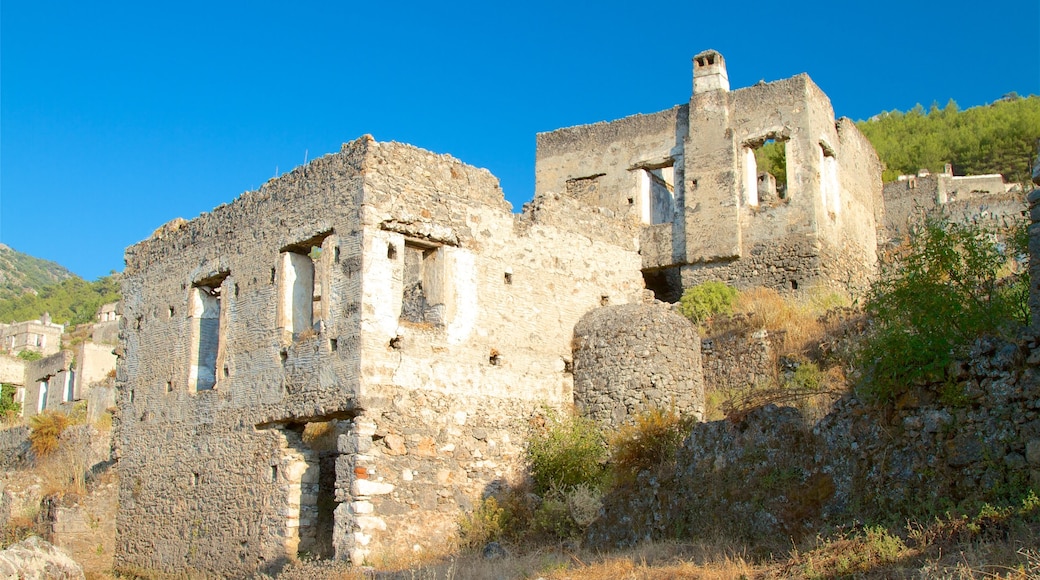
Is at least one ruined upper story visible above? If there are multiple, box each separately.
[120,136,643,428]
[534,50,883,294]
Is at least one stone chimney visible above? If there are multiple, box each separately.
[693,49,729,95]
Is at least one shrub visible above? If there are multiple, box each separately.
[0,383,21,419]
[609,407,693,482]
[678,281,738,324]
[458,496,506,548]
[526,411,607,495]
[28,411,68,458]
[16,350,42,362]
[856,215,1028,403]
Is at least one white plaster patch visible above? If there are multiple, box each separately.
[446,249,477,344]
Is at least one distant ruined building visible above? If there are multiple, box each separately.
[112,52,1031,576]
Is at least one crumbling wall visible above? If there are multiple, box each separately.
[572,303,704,428]
[1030,178,1040,329]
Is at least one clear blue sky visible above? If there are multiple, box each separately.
[2,0,1038,280]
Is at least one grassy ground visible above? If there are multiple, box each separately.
[259,504,1039,579]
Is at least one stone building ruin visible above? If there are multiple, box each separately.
[114,52,922,576]
[114,137,648,574]
[882,164,1027,244]
[535,49,883,300]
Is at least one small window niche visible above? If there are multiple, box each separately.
[747,136,789,205]
[819,142,839,217]
[637,163,676,225]
[400,241,452,326]
[278,231,334,338]
[189,272,229,392]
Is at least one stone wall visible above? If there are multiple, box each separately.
[700,326,773,391]
[1029,176,1040,329]
[0,425,30,469]
[572,303,704,428]
[589,332,1040,547]
[882,171,1025,244]
[0,355,25,386]
[73,342,117,402]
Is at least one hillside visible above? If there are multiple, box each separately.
[856,95,1040,183]
[0,244,75,302]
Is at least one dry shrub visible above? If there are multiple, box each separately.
[730,286,849,357]
[609,407,694,482]
[36,427,93,498]
[458,496,506,549]
[28,411,68,458]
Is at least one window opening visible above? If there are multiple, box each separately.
[749,137,789,204]
[279,231,333,337]
[642,269,683,303]
[63,371,74,403]
[400,242,448,325]
[189,272,228,392]
[37,380,48,412]
[638,164,676,224]
[819,143,840,216]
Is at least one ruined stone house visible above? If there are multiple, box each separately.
[882,165,1026,243]
[115,51,886,576]
[0,314,64,357]
[535,50,883,300]
[114,137,646,574]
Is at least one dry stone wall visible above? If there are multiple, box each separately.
[700,326,773,391]
[572,303,704,427]
[589,331,1040,547]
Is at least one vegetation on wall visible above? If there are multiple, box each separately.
[855,215,1029,403]
[0,273,121,326]
[856,95,1040,183]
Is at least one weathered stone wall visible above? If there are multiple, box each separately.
[700,327,773,391]
[1030,179,1040,329]
[51,479,118,576]
[0,425,30,469]
[0,354,25,386]
[351,140,644,562]
[572,303,704,428]
[883,172,1025,244]
[91,320,119,346]
[73,342,116,401]
[116,139,369,576]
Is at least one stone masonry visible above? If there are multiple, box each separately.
[535,49,883,299]
[572,303,704,428]
[115,136,643,576]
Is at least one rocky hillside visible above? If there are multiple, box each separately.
[0,244,74,302]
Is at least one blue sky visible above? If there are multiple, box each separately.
[2,0,1038,280]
